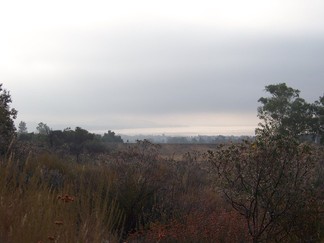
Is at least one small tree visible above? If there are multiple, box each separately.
[18,121,28,134]
[67,127,94,162]
[0,83,17,154]
[34,122,52,147]
[36,122,51,135]
[208,135,319,242]
[102,130,123,143]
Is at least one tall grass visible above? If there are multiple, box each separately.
[0,153,124,243]
[1,140,322,242]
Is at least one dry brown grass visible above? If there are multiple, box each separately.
[0,153,123,243]
[1,140,323,242]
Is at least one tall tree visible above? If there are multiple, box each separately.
[256,83,312,138]
[0,83,17,154]
[312,95,324,144]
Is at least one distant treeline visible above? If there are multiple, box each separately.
[121,134,253,144]
[17,123,123,162]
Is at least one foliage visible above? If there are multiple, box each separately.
[0,83,17,155]
[256,83,313,138]
[1,82,323,242]
[36,122,51,135]
[18,126,124,162]
[110,140,166,235]
[102,130,123,143]
[17,121,28,134]
[68,127,94,162]
[1,134,323,242]
[208,135,321,242]
[312,95,324,144]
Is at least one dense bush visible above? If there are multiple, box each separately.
[208,134,324,242]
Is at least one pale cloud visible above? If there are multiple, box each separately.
[1,0,324,135]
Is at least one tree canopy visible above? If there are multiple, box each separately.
[102,130,123,143]
[256,83,315,140]
[18,121,28,134]
[36,122,51,135]
[312,95,324,143]
[0,83,17,154]
[256,83,324,143]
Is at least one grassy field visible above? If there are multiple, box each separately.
[0,140,323,242]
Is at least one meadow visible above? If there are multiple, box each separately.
[0,138,323,242]
[0,140,250,243]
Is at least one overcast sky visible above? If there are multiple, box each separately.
[1,0,324,135]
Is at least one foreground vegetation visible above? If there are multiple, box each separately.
[1,138,324,242]
[1,141,253,242]
[0,82,323,242]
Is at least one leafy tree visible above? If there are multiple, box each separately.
[0,83,17,154]
[18,121,28,134]
[34,122,52,147]
[17,121,34,142]
[67,127,95,162]
[36,122,51,135]
[312,95,324,144]
[74,127,94,143]
[48,128,108,158]
[256,83,313,138]
[102,130,123,143]
[208,135,320,242]
[48,130,65,148]
[84,139,106,155]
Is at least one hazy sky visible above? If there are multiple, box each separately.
[1,0,324,135]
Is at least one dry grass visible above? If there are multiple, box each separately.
[1,140,323,242]
[0,153,123,243]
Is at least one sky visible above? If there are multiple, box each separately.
[1,0,324,136]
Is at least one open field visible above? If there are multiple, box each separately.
[0,141,250,242]
[0,138,323,242]
[121,143,217,160]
